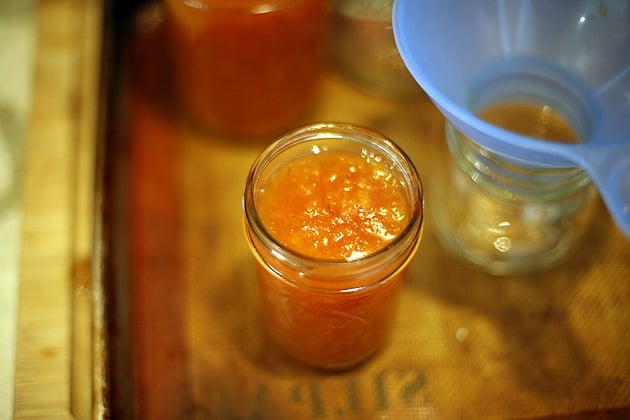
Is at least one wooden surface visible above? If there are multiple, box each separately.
[0,2,36,418]
[14,0,101,418]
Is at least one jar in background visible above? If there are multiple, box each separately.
[431,122,597,276]
[163,0,329,140]
[332,0,420,99]
[243,123,424,369]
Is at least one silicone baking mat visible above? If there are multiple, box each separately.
[96,2,630,418]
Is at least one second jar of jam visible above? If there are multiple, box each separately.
[163,0,329,139]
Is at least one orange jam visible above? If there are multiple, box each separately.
[258,148,410,261]
[164,0,329,139]
[244,124,424,369]
[477,102,579,143]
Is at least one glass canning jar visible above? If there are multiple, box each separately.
[163,0,329,140]
[243,123,424,369]
[331,0,420,99]
[431,122,597,276]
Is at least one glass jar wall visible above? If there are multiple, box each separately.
[331,0,420,99]
[431,122,597,276]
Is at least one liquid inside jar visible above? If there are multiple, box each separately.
[477,102,579,143]
[257,146,410,262]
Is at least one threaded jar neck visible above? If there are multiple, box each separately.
[446,121,592,201]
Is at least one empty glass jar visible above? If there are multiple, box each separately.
[331,0,420,98]
[431,122,597,276]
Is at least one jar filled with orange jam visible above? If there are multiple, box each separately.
[163,0,329,139]
[243,123,424,369]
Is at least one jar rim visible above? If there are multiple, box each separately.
[243,122,424,292]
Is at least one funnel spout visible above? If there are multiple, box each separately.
[573,141,630,239]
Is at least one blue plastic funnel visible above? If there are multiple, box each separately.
[393,0,630,238]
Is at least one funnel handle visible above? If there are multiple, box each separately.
[576,142,630,239]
